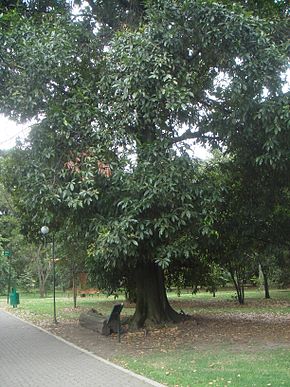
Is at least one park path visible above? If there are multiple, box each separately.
[0,310,163,387]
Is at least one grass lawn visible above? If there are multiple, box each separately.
[1,287,290,386]
[1,287,289,320]
[117,347,290,387]
[0,290,127,322]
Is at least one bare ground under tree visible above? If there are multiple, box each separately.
[17,298,290,360]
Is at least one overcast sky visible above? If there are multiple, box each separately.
[0,115,30,150]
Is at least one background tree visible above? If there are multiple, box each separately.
[56,223,88,308]
[0,173,35,294]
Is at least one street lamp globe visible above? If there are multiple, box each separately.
[41,226,49,236]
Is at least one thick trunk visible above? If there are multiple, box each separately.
[130,261,182,329]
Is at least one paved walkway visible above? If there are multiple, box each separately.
[0,310,163,387]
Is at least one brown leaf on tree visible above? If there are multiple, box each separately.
[98,161,112,177]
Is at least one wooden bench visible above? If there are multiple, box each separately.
[79,303,124,342]
[78,288,100,297]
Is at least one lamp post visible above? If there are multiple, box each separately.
[41,226,57,324]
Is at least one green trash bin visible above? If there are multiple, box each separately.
[9,288,20,308]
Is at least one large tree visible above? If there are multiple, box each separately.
[0,0,288,327]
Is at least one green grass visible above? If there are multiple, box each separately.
[169,288,290,315]
[116,347,290,387]
[0,291,128,322]
[169,288,290,302]
[1,287,290,321]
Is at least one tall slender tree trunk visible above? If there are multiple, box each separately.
[34,244,50,298]
[229,268,245,305]
[72,270,77,308]
[130,261,182,329]
[260,265,271,299]
[37,265,50,298]
[39,279,46,298]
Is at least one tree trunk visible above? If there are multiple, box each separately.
[39,281,46,298]
[229,269,244,305]
[260,265,271,299]
[35,244,50,298]
[130,261,183,329]
[72,270,77,308]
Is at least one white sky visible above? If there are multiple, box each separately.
[0,115,30,150]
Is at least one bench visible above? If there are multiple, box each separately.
[107,303,123,342]
[78,288,100,297]
[79,303,124,342]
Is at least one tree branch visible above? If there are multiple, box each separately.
[170,129,220,144]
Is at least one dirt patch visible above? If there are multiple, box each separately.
[43,311,290,360]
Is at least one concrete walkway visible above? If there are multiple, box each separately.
[0,310,163,387]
